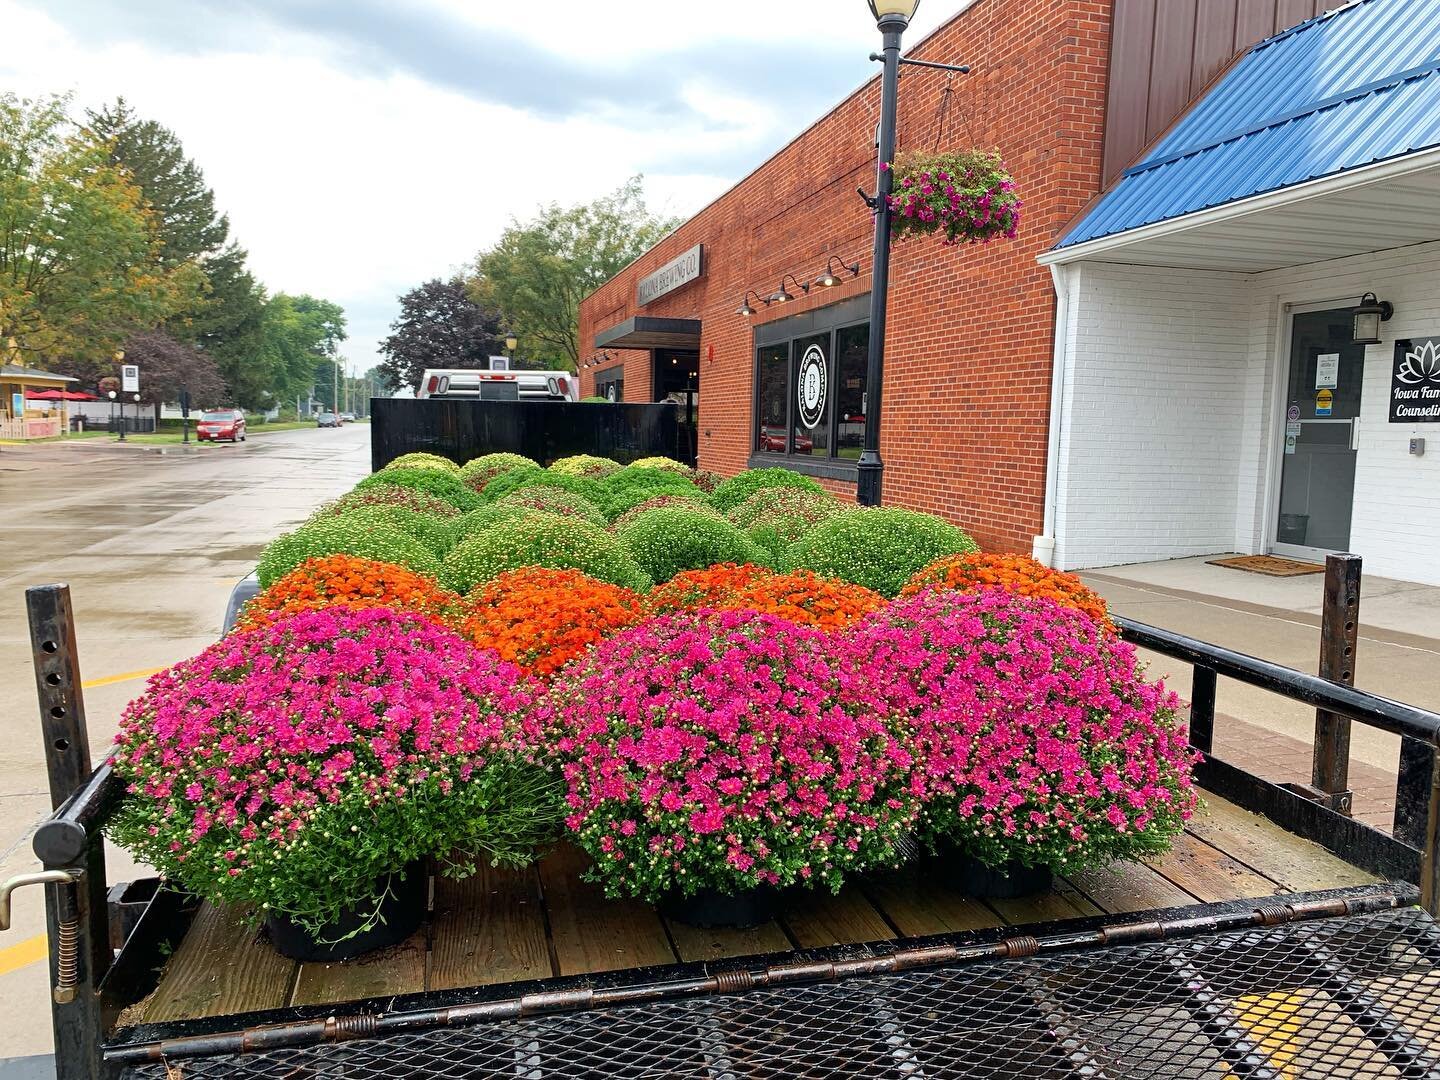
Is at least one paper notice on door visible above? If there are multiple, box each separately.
[1285,433,1298,455]
[1286,420,1302,437]
[1316,353,1339,388]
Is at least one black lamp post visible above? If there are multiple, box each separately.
[857,0,920,506]
[107,390,117,438]
[505,333,518,368]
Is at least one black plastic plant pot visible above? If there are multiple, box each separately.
[661,884,779,929]
[265,861,427,962]
[929,845,1053,899]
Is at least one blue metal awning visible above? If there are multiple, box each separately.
[1055,0,1440,252]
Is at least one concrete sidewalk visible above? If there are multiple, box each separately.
[1080,556,1440,832]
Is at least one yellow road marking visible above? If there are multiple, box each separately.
[81,667,165,690]
[0,934,47,977]
[1234,990,1306,1077]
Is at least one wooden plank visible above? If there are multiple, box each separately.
[781,885,893,949]
[430,865,552,991]
[1065,862,1200,914]
[145,903,296,1022]
[1185,796,1379,892]
[862,870,1004,938]
[988,885,1102,927]
[290,928,427,1007]
[538,845,677,976]
[1145,832,1279,902]
[666,918,792,963]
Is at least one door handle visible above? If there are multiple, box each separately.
[1350,417,1361,451]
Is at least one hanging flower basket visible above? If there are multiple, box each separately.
[886,149,1021,246]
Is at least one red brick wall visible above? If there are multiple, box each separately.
[578,0,1114,554]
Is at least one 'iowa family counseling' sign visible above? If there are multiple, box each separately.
[1391,337,1440,423]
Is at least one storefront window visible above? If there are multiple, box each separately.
[755,343,789,453]
[752,297,868,467]
[594,366,624,402]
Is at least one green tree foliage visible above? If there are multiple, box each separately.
[120,329,227,408]
[470,176,678,372]
[190,243,267,399]
[247,293,347,411]
[378,278,505,393]
[0,94,191,366]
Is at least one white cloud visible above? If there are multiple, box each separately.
[2,0,969,380]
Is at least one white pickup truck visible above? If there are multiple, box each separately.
[416,365,579,402]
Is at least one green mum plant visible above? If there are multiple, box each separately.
[727,487,845,558]
[459,453,539,493]
[616,507,771,584]
[710,467,826,514]
[783,507,977,597]
[383,452,460,472]
[447,505,542,548]
[354,467,482,511]
[322,487,461,521]
[257,510,444,588]
[601,465,704,520]
[496,486,607,526]
[608,493,716,532]
[310,504,454,555]
[549,454,622,481]
[443,514,652,594]
[479,468,609,510]
[629,456,693,475]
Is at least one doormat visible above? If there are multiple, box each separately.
[1207,554,1325,576]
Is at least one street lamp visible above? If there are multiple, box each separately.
[107,389,121,441]
[505,334,518,368]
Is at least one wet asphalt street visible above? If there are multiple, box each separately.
[0,424,369,1070]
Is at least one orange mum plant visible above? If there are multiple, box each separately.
[460,567,645,677]
[647,563,885,629]
[237,554,466,631]
[901,552,1111,628]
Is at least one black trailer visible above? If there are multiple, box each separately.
[6,578,1440,1079]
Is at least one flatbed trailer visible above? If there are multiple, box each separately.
[7,581,1440,1079]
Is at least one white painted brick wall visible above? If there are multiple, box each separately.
[1053,263,1252,569]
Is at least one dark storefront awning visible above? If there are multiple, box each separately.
[595,317,701,351]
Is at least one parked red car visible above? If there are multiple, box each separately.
[197,409,246,442]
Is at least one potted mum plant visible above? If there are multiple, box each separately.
[849,588,1197,898]
[547,609,920,928]
[887,148,1021,246]
[110,607,562,961]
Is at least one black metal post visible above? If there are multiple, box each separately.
[27,584,110,1080]
[856,12,907,507]
[1312,553,1361,814]
[1424,746,1440,917]
[1188,665,1216,755]
[1395,735,1434,848]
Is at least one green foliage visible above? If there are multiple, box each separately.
[257,512,443,587]
[616,508,771,584]
[443,514,651,594]
[496,487,606,526]
[187,243,268,405]
[479,468,608,509]
[460,453,539,493]
[608,494,715,532]
[355,468,482,511]
[446,505,540,548]
[710,468,827,513]
[726,487,844,558]
[470,176,679,371]
[579,396,609,403]
[782,508,978,597]
[378,278,504,392]
[548,454,622,481]
[384,452,459,473]
[601,465,704,520]
[323,487,461,520]
[629,456,692,474]
[0,93,195,362]
[318,504,454,555]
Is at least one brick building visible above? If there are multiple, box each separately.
[577,0,1359,557]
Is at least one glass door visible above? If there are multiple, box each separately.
[1273,308,1365,558]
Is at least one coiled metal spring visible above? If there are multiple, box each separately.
[54,916,78,1003]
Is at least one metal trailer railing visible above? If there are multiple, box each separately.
[3,580,1440,1079]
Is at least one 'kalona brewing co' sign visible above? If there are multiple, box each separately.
[1390,338,1440,423]
[637,244,703,307]
[797,344,827,429]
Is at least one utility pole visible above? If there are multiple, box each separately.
[333,358,339,414]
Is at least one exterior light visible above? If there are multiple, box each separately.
[868,0,920,25]
[767,274,810,306]
[814,256,862,288]
[106,390,116,400]
[114,349,125,362]
[736,289,768,317]
[505,334,518,353]
[1351,292,1393,346]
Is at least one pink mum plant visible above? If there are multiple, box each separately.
[848,589,1198,871]
[546,609,920,901]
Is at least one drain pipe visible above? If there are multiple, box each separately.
[1033,263,1073,568]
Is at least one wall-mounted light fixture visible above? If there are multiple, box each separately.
[768,274,810,305]
[1351,292,1393,345]
[736,289,768,317]
[814,256,861,288]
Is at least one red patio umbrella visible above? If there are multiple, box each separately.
[24,389,97,401]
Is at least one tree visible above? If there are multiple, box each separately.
[471,176,678,372]
[377,278,504,391]
[119,329,227,408]
[189,243,267,402]
[0,93,193,367]
[86,99,228,269]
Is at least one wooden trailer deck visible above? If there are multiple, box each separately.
[133,792,1382,1026]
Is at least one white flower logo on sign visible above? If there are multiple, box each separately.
[1397,340,1440,385]
[797,344,827,429]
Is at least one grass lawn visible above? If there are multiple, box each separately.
[1,421,327,447]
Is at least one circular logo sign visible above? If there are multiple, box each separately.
[797,344,827,429]
[605,383,618,402]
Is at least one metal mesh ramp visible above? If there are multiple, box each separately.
[120,903,1440,1079]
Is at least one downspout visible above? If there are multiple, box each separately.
[1033,262,1073,568]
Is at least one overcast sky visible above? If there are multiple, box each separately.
[3,1,965,378]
